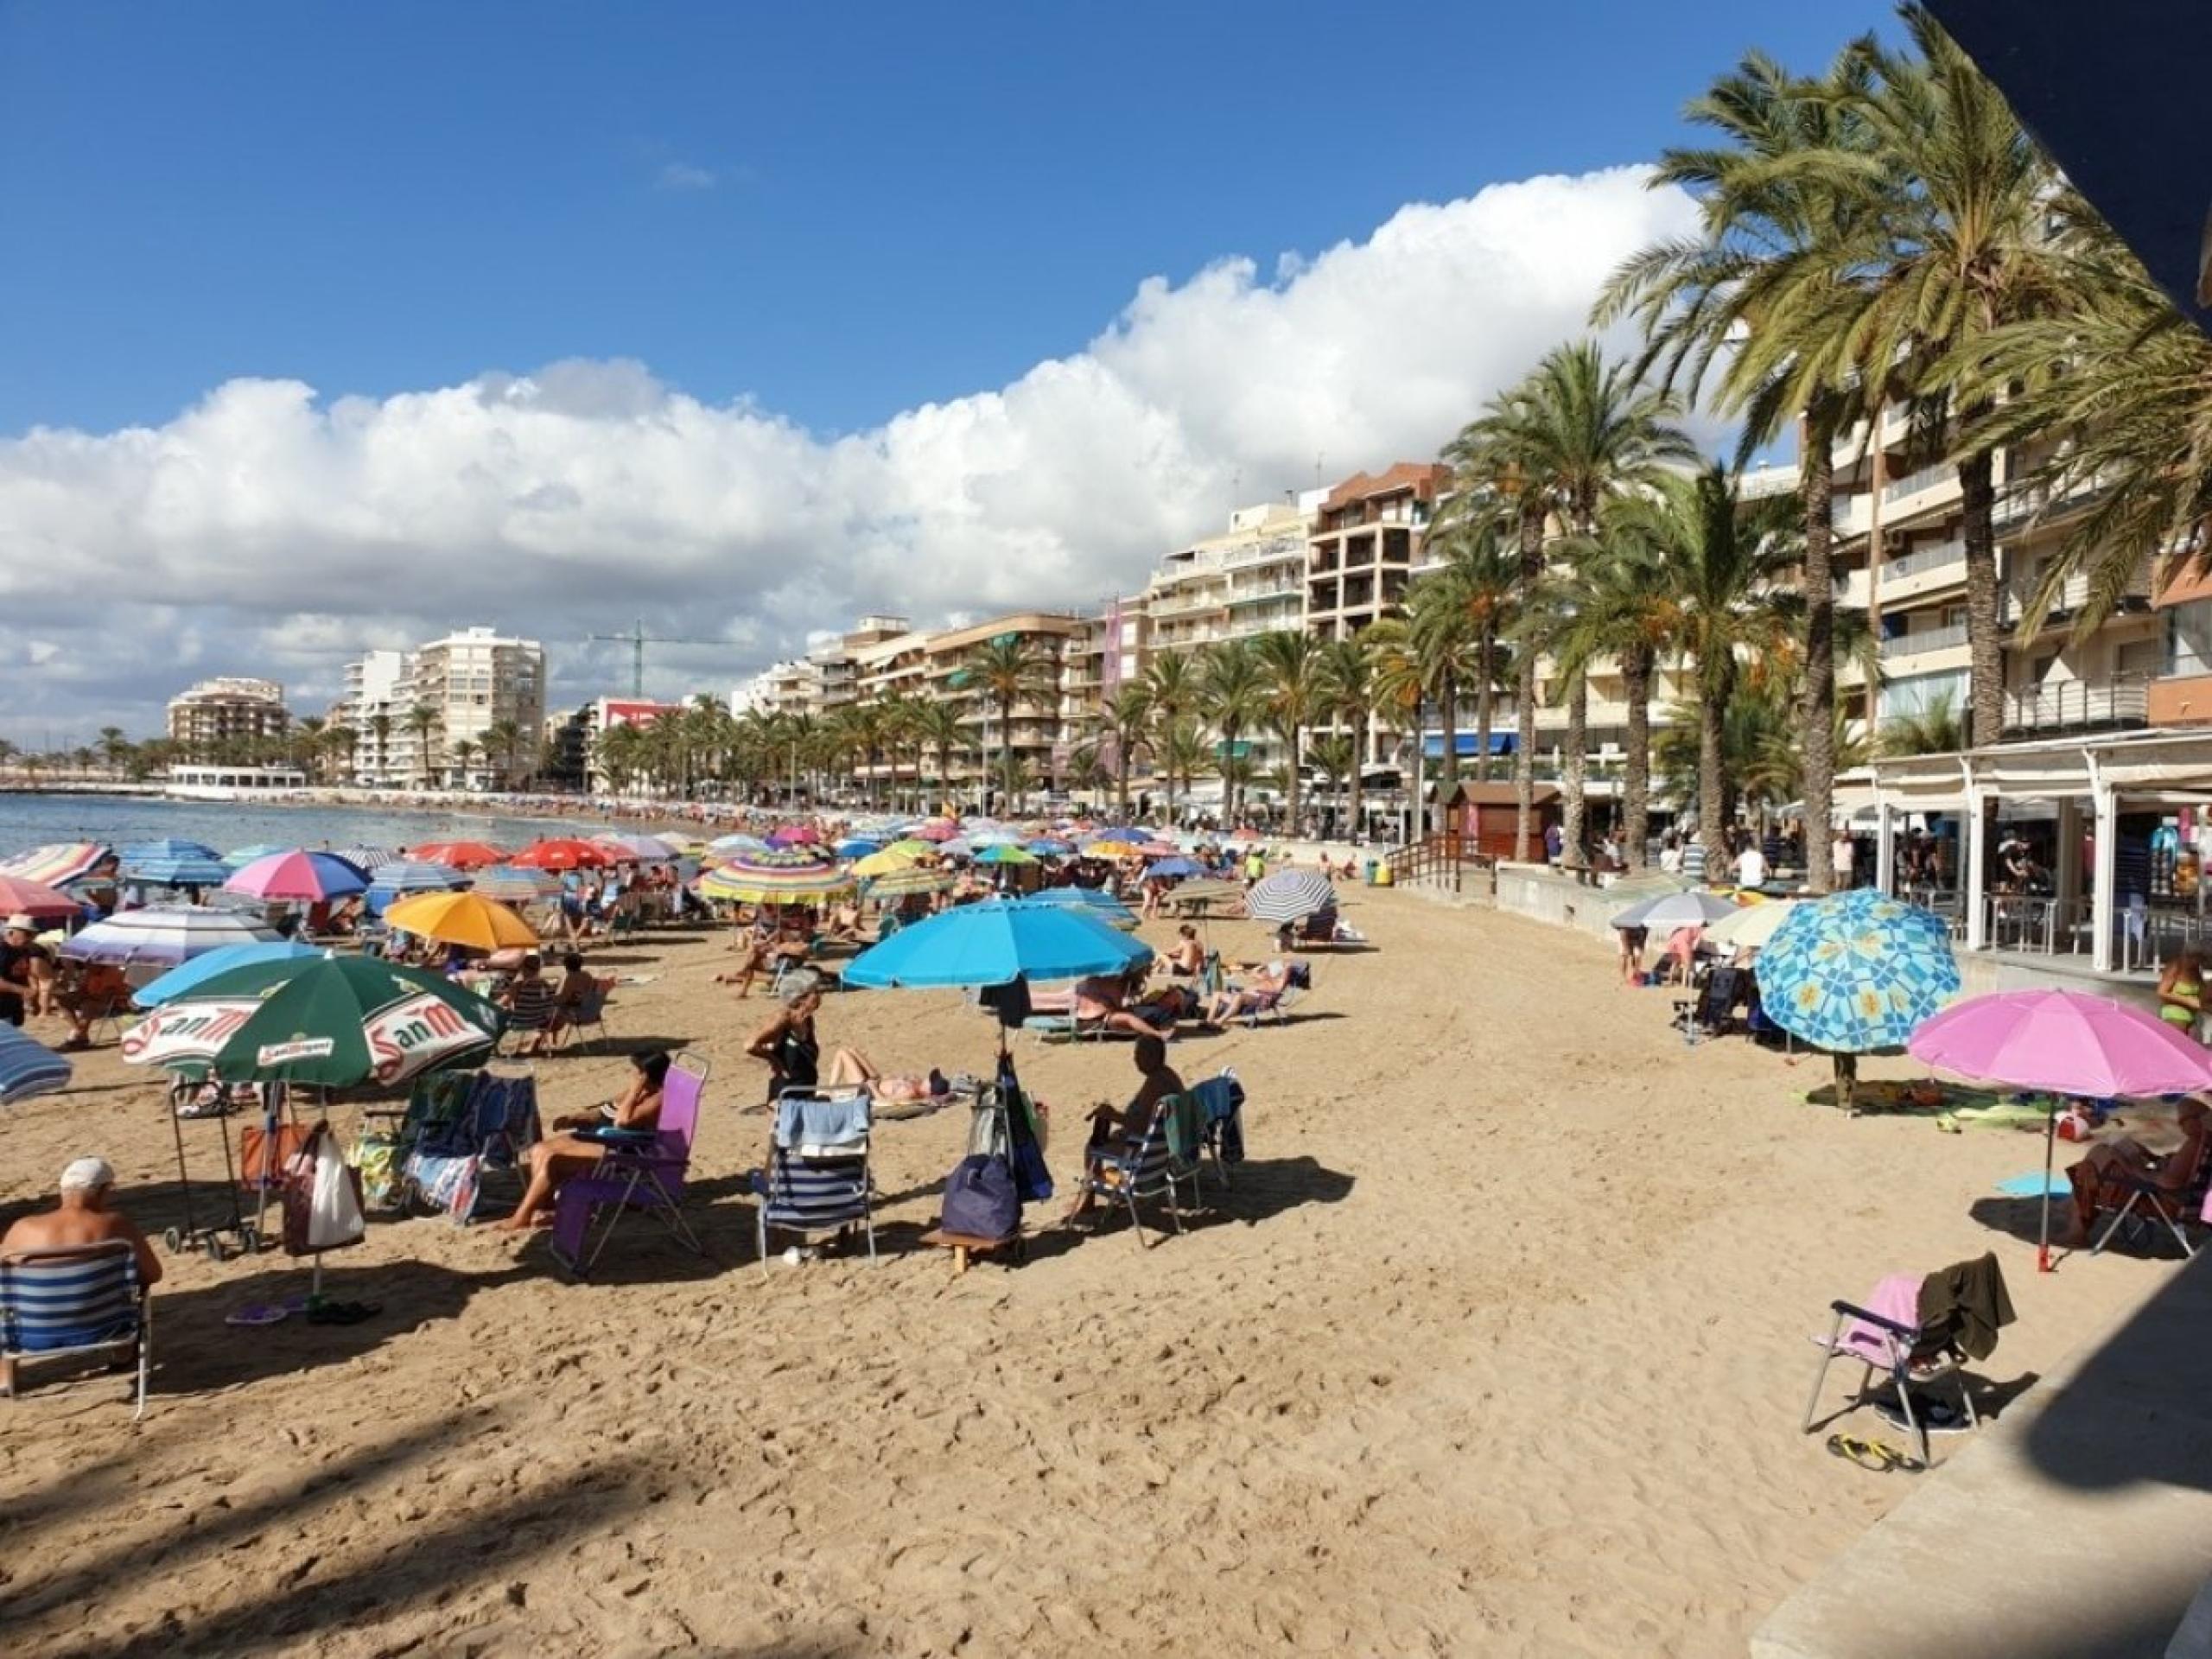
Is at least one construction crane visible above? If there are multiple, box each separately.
[583,618,727,699]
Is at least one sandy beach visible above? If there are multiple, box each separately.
[0,886,2172,1656]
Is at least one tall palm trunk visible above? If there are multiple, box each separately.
[1800,414,1838,893]
[1622,646,1653,873]
[1958,436,2003,749]
[1562,680,1589,875]
[1700,662,1731,859]
[1433,674,1459,836]
[1512,503,1544,861]
[1474,624,1496,785]
[1281,726,1300,836]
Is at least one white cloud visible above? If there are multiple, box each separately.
[0,165,1701,741]
[654,162,716,193]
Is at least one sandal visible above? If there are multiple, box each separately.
[225,1303,288,1327]
[1825,1433,1923,1473]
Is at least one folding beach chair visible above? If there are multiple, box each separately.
[2087,1133,2212,1260]
[1,1241,153,1420]
[1672,963,1742,1046]
[1073,1094,1201,1249]
[1802,1257,2008,1466]
[400,1070,543,1224]
[1237,961,1311,1027]
[549,1052,709,1279]
[551,980,613,1054]
[755,1085,876,1270]
[1188,1070,1246,1195]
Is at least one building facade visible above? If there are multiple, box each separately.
[405,626,547,788]
[166,677,289,756]
[340,649,414,785]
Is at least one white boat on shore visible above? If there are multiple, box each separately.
[164,764,311,803]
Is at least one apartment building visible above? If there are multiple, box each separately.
[407,626,547,787]
[339,649,413,785]
[922,612,1087,799]
[166,677,289,755]
[1306,465,1447,648]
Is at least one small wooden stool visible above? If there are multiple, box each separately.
[921,1228,1024,1274]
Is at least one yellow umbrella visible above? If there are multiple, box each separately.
[853,847,924,879]
[383,890,539,952]
[1082,841,1144,860]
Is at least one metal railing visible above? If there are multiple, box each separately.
[1382,833,1494,896]
[2001,676,2147,734]
[1980,893,2096,957]
[1880,622,1969,659]
[1882,461,1954,502]
[1878,538,1965,584]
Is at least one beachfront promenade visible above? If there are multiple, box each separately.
[2,882,2203,1655]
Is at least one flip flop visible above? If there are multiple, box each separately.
[1825,1433,1923,1473]
[225,1303,288,1327]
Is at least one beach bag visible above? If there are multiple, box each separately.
[240,1122,311,1191]
[281,1124,366,1256]
[353,1130,403,1211]
[940,1154,1020,1242]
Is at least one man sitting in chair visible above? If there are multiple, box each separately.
[56,960,130,1052]
[1063,1036,1184,1224]
[2063,1095,2211,1246]
[0,1156,163,1306]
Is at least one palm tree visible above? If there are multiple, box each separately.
[1879,690,1967,757]
[1421,513,1519,783]
[404,702,441,787]
[911,702,967,812]
[1252,630,1320,834]
[966,638,1053,817]
[449,737,480,788]
[97,726,130,778]
[1067,743,1109,804]
[1142,654,1201,823]
[367,711,393,784]
[1620,466,1803,854]
[1159,717,1215,810]
[1198,639,1267,824]
[1306,733,1357,836]
[1457,341,1694,868]
[485,716,529,790]
[1831,10,2069,747]
[322,723,357,785]
[1598,43,1885,891]
[1096,683,1152,819]
[1314,637,1381,842]
[1397,575,1484,829]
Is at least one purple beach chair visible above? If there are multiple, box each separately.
[549,1051,709,1279]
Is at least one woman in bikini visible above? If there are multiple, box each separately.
[497,1049,670,1232]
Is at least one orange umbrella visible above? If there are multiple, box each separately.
[410,840,510,870]
[511,839,614,871]
[382,890,540,952]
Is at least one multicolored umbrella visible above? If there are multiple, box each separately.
[1910,988,2212,1270]
[1759,889,1961,1111]
[707,833,770,855]
[0,842,113,887]
[853,846,926,879]
[122,954,505,1087]
[843,897,1151,989]
[911,820,960,843]
[1245,868,1339,924]
[975,844,1037,866]
[511,838,614,872]
[768,824,824,847]
[382,890,539,952]
[60,906,280,966]
[470,863,560,902]
[0,1025,72,1103]
[410,839,510,870]
[1081,841,1145,861]
[120,848,232,887]
[696,848,855,906]
[224,850,371,903]
[134,940,324,1007]
[0,874,85,925]
[863,866,954,899]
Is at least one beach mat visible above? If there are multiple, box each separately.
[1996,1171,2071,1198]
[1800,1078,2005,1116]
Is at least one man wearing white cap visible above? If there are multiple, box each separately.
[0,913,43,1027]
[0,1156,162,1290]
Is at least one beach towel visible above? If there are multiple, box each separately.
[1162,1091,1204,1169]
[1918,1252,2015,1361]
[1838,1273,1924,1365]
[775,1091,870,1153]
[1191,1073,1245,1165]
[1996,1171,2072,1199]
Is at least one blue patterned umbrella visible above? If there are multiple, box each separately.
[1758,889,1961,1058]
[0,1025,72,1103]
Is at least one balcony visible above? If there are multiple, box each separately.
[1881,622,1968,660]
[1881,537,1967,586]
[1881,460,1955,505]
[2003,558,2153,626]
[1309,549,1340,574]
[2002,675,2148,737]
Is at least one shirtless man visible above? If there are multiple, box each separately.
[1064,1036,1185,1223]
[0,1156,163,1380]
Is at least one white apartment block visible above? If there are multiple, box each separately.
[341,626,544,788]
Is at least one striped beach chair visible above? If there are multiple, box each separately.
[1,1241,153,1420]
[756,1087,875,1269]
[1076,1094,1200,1249]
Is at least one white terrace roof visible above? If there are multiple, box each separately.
[1836,726,2212,813]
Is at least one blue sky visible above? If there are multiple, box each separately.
[0,1,1884,439]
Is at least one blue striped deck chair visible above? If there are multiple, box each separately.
[1,1241,152,1420]
[1075,1094,1200,1249]
[756,1086,875,1270]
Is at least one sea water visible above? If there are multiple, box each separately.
[0,793,593,861]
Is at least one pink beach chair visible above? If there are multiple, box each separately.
[1802,1266,1990,1466]
[549,1051,709,1279]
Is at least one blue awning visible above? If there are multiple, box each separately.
[1422,731,1516,760]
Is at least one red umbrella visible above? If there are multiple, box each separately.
[768,824,823,846]
[0,874,84,925]
[410,840,510,870]
[511,838,614,872]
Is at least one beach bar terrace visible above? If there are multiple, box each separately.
[1838,728,2212,979]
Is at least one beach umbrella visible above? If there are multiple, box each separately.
[383,890,539,953]
[1229,827,1263,842]
[0,1025,72,1103]
[591,831,676,863]
[937,837,977,860]
[707,833,770,855]
[0,874,86,925]
[974,843,1038,866]
[696,848,856,906]
[60,906,280,966]
[1022,885,1139,930]
[1245,868,1339,924]
[968,829,1022,848]
[0,842,112,887]
[768,824,823,847]
[1027,837,1075,856]
[335,846,396,873]
[1609,890,1740,932]
[1144,856,1205,880]
[912,820,960,843]
[471,863,560,902]
[122,837,221,866]
[844,897,1151,990]
[133,941,325,1007]
[862,866,954,900]
[369,859,474,893]
[1082,840,1145,861]
[835,837,882,860]
[225,850,371,904]
[853,847,925,879]
[1910,989,2212,1271]
[222,842,291,869]
[1758,890,1961,1112]
[1135,840,1179,858]
[510,838,613,872]
[1704,898,1803,951]
[655,830,702,854]
[410,839,510,870]
[122,954,504,1088]
[1163,878,1244,914]
[120,850,232,888]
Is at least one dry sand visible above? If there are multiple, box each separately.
[0,887,2182,1656]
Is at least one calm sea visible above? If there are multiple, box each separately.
[0,793,598,861]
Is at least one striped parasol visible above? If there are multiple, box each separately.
[0,842,112,887]
[864,866,954,899]
[0,874,86,925]
[471,863,560,902]
[225,850,371,903]
[336,845,397,872]
[120,839,229,887]
[591,831,676,862]
[0,1025,73,1104]
[696,848,855,906]
[60,906,281,966]
[1244,868,1339,924]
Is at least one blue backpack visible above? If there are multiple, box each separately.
[940,1154,1020,1242]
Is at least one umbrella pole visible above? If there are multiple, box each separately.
[2039,1106,2058,1274]
[1835,1052,1858,1117]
